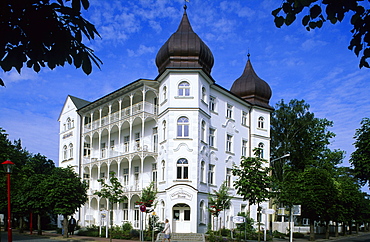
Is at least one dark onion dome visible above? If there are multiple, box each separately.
[155,7,214,75]
[230,56,273,109]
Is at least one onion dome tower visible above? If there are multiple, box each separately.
[155,6,214,75]
[230,54,273,109]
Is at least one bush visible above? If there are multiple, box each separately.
[293,232,305,238]
[273,230,286,239]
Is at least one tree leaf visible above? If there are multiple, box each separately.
[310,5,322,19]
[274,16,285,28]
[302,15,310,26]
[272,7,282,17]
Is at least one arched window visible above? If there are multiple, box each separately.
[161,160,166,181]
[200,161,205,183]
[201,87,206,101]
[201,121,206,142]
[178,81,190,96]
[163,86,167,101]
[258,117,264,129]
[200,201,205,223]
[69,143,73,158]
[162,121,166,141]
[177,158,189,179]
[66,117,72,130]
[177,117,189,137]
[63,145,68,160]
[258,142,264,158]
[161,201,165,221]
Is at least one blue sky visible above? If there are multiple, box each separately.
[0,0,369,170]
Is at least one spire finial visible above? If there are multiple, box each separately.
[184,0,189,10]
[247,51,250,60]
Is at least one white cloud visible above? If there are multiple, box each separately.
[127,45,155,57]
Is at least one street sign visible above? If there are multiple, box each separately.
[263,209,276,214]
[232,216,245,223]
[140,205,146,212]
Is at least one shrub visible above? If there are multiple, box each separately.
[293,232,305,238]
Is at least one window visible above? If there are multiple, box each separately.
[134,166,139,190]
[208,164,215,185]
[178,81,190,96]
[135,132,140,149]
[209,128,215,147]
[153,127,158,152]
[161,160,166,181]
[200,201,205,223]
[176,158,189,179]
[258,143,264,158]
[201,121,206,142]
[226,134,233,152]
[84,143,91,157]
[123,168,129,186]
[124,136,129,152]
[163,86,167,101]
[258,116,264,129]
[63,145,67,160]
[209,96,216,111]
[242,111,247,126]
[226,168,232,187]
[122,203,128,221]
[162,121,166,141]
[226,104,233,118]
[201,87,206,101]
[177,117,189,137]
[69,143,73,158]
[67,117,72,130]
[242,140,248,157]
[152,163,157,190]
[161,201,165,221]
[200,161,205,183]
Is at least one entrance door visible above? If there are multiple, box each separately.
[172,204,191,233]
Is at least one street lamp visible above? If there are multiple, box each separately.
[2,160,15,242]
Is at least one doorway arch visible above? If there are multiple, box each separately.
[172,203,191,233]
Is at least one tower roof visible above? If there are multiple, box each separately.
[155,7,214,75]
[230,56,273,109]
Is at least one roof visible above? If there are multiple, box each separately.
[155,6,214,75]
[69,95,91,109]
[230,57,273,110]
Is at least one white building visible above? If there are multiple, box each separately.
[58,8,273,233]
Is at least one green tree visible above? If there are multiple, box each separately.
[15,154,55,234]
[279,167,338,241]
[0,0,102,86]
[45,166,88,238]
[94,172,127,242]
[272,0,370,68]
[136,182,157,209]
[208,181,231,231]
[232,148,271,242]
[271,99,335,173]
[350,117,370,186]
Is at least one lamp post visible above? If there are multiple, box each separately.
[2,160,15,242]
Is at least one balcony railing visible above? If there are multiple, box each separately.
[83,101,158,132]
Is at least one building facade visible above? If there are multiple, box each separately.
[58,8,273,233]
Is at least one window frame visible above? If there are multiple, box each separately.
[178,81,190,96]
[177,116,189,138]
[226,104,233,119]
[176,158,189,180]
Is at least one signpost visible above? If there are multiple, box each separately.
[139,205,146,241]
[262,209,275,241]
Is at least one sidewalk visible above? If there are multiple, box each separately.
[11,230,370,242]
